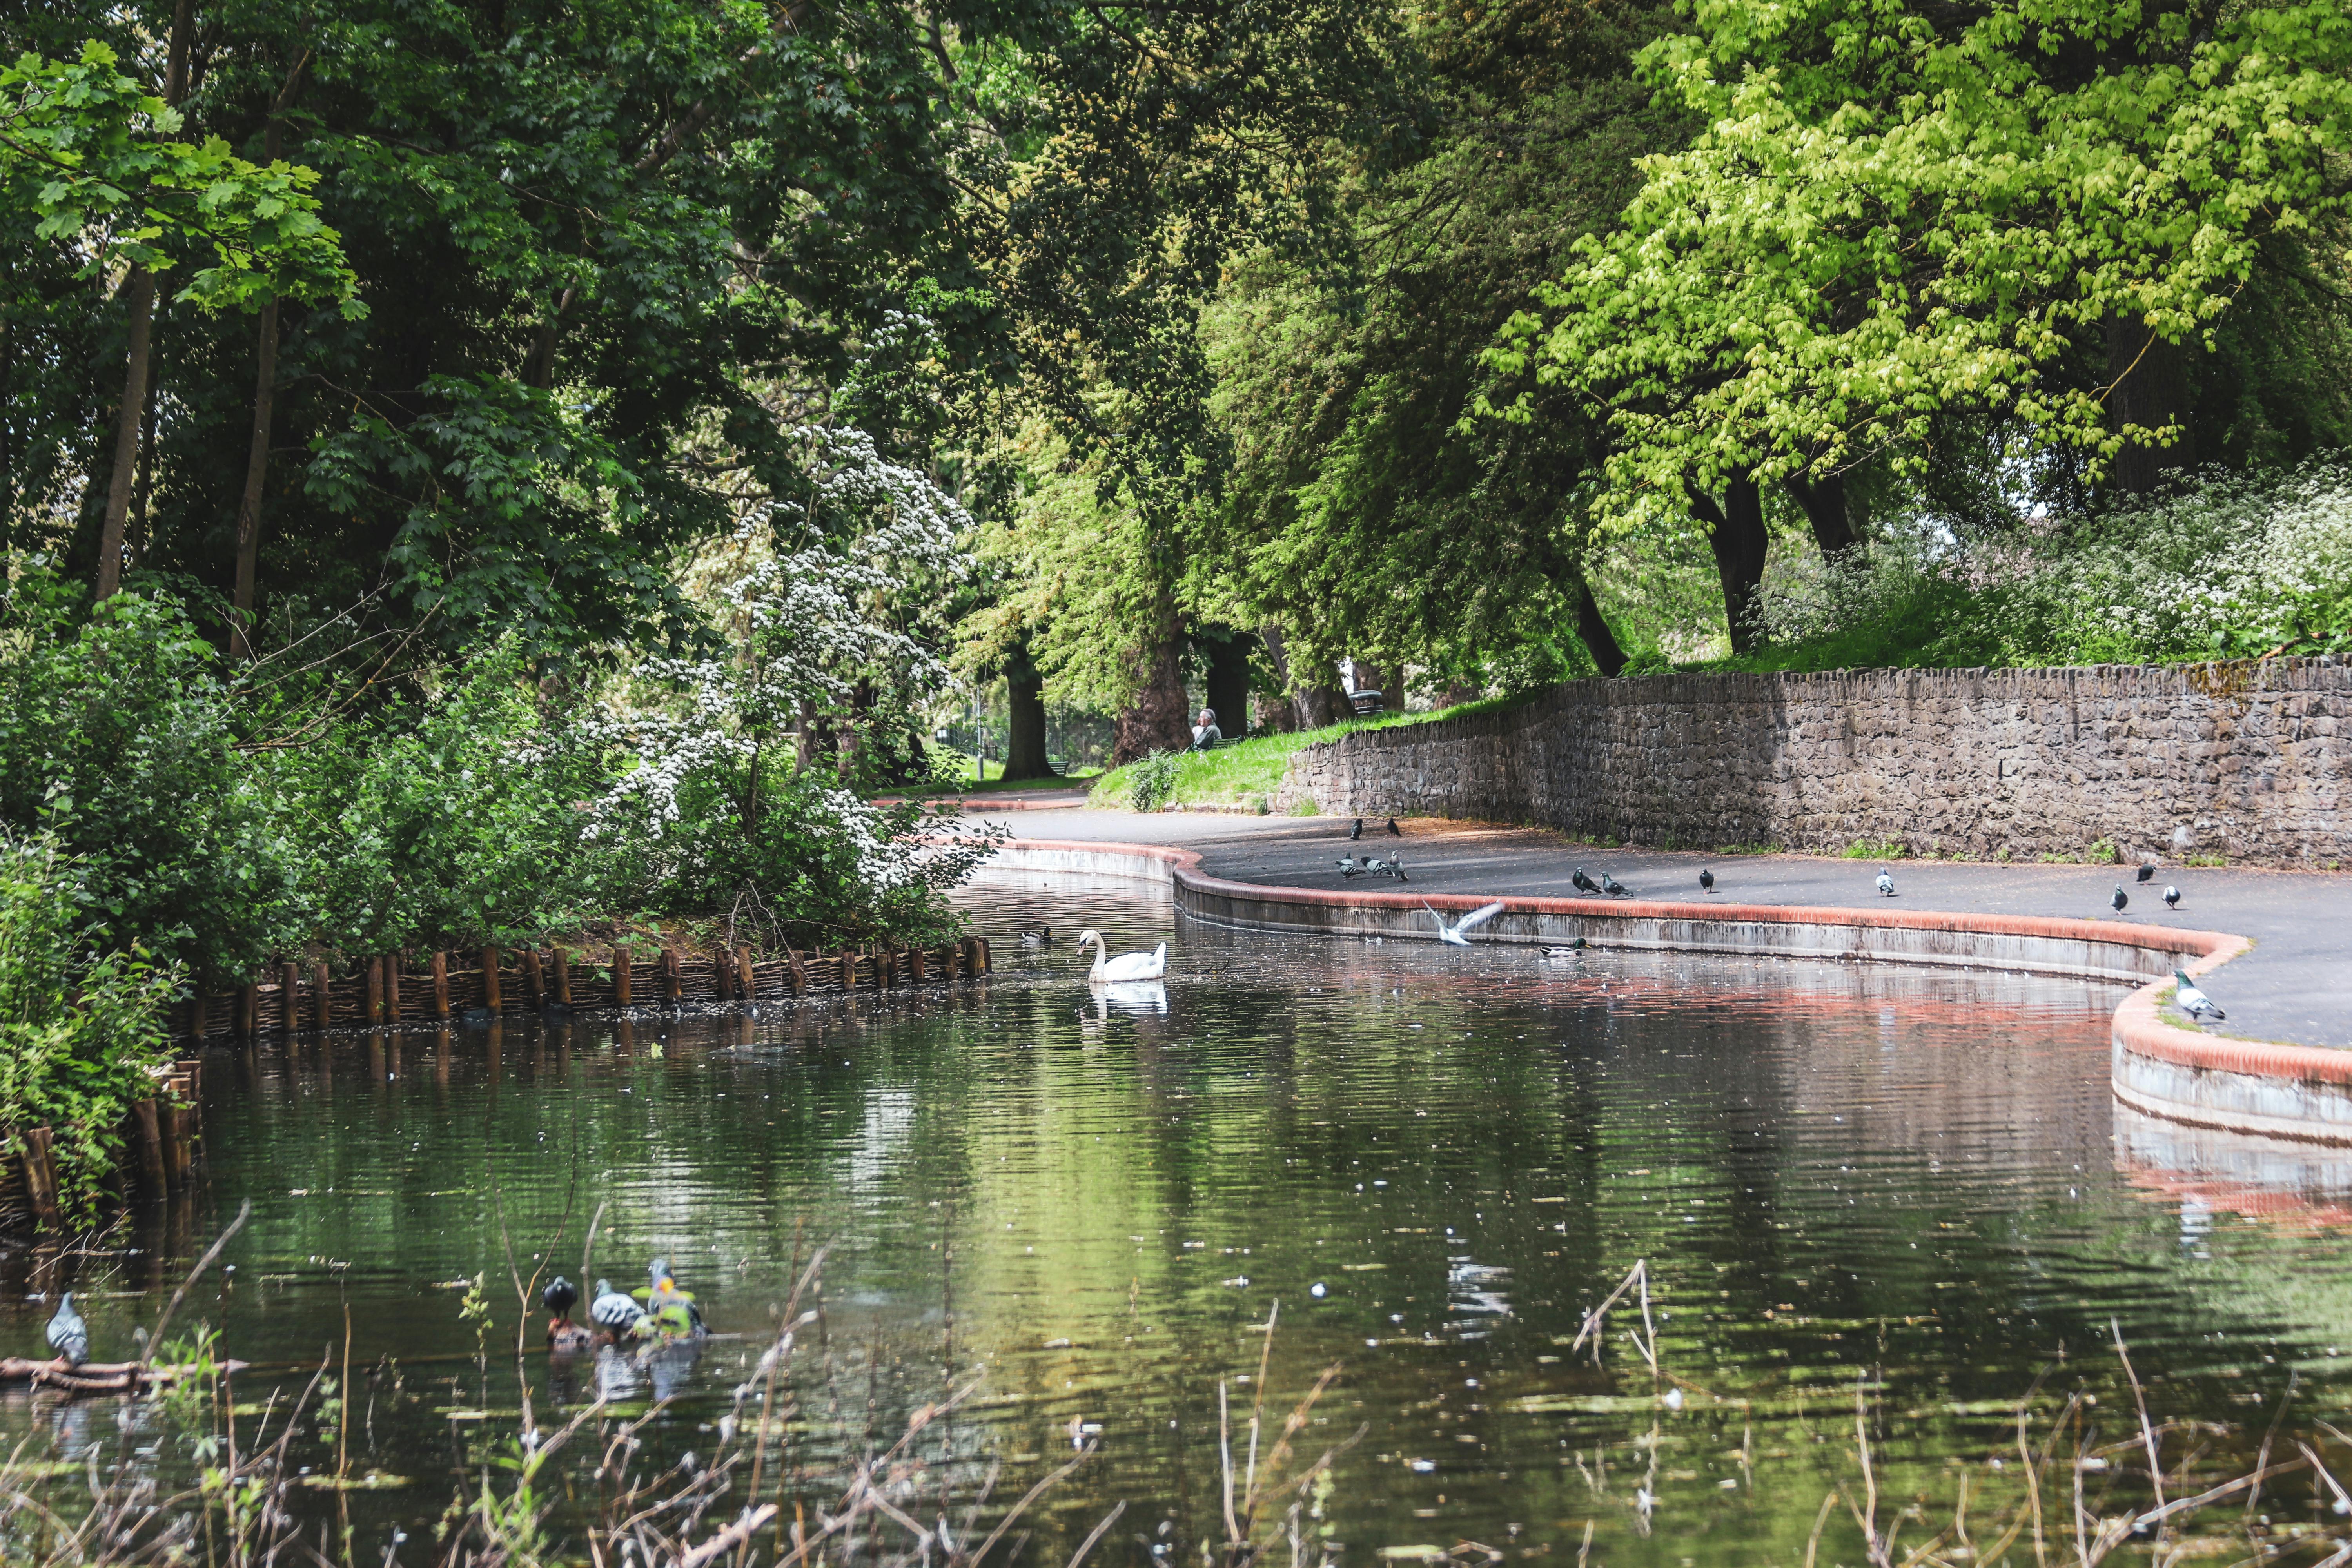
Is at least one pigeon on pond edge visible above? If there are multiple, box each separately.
[1699,869,1716,893]
[2173,970,2226,1025]
[1599,872,1631,899]
[1386,817,1402,837]
[2111,886,2129,914]
[2164,886,2181,910]
[1876,871,1896,897]
[47,1292,88,1367]
[1349,818,1363,840]
[1571,867,1601,896]
[2137,863,2157,883]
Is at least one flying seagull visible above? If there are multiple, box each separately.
[1599,872,1631,899]
[1699,868,1716,893]
[1876,871,1896,897]
[1424,900,1506,947]
[1386,817,1402,837]
[2164,885,2180,910]
[1572,867,1601,896]
[1350,818,1363,841]
[2172,969,2225,1024]
[2110,886,2129,914]
[2136,863,2156,884]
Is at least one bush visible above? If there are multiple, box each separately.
[1126,750,1180,812]
[0,833,180,1216]
[0,579,299,988]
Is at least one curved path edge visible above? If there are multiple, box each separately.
[980,836,2350,1147]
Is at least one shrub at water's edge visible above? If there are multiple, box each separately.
[0,574,990,1017]
[0,834,180,1219]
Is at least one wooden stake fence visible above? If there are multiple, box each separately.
[162,938,993,1042]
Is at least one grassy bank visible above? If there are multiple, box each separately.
[1086,699,1514,812]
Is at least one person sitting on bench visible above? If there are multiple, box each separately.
[1189,707,1222,751]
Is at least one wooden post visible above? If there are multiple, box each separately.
[312,962,332,1032]
[431,951,450,1020]
[387,955,403,1021]
[839,951,856,989]
[976,937,991,974]
[613,949,632,1008]
[22,1127,60,1227]
[785,947,808,994]
[713,949,733,1001]
[482,947,502,1013]
[911,947,928,982]
[365,959,383,1025]
[944,942,960,981]
[280,962,301,1034]
[163,1103,191,1189]
[130,1099,165,1186]
[237,984,258,1036]
[552,948,572,1007]
[661,947,681,1003]
[523,948,545,1009]
[736,947,755,1000]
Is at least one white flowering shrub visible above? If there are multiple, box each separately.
[1749,460,2352,668]
[589,423,996,941]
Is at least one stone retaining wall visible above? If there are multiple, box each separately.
[1274,658,2351,866]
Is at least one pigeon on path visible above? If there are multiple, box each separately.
[2137,863,2157,884]
[1350,818,1363,841]
[1699,869,1716,894]
[1572,868,1601,896]
[2173,969,2225,1024]
[2110,886,2129,914]
[1336,857,1365,879]
[1599,872,1631,898]
[2164,886,2180,910]
[1386,817,1402,837]
[1876,871,1896,897]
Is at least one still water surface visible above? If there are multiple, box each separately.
[7,884,2352,1564]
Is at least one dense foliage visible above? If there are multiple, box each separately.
[0,833,178,1215]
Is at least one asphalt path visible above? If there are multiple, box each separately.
[948,795,2352,1051]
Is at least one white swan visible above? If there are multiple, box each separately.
[1077,929,1167,982]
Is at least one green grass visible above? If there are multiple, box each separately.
[1087,697,1521,811]
[888,750,1100,797]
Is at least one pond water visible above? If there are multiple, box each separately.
[7,882,2352,1565]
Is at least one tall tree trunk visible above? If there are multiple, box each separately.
[1690,475,1769,656]
[95,0,194,603]
[1112,608,1191,765]
[229,296,279,658]
[796,697,835,773]
[1254,621,1298,734]
[1201,629,1254,738]
[2105,312,2188,496]
[1001,646,1053,779]
[96,268,157,601]
[230,52,310,660]
[1573,572,1627,676]
[1782,471,1860,558]
[836,679,874,785]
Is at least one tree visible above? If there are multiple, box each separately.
[0,38,359,597]
[1194,0,1672,690]
[1495,0,2352,641]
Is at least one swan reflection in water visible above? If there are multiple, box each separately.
[1089,980,1167,1018]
